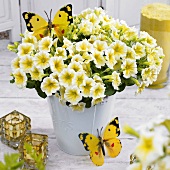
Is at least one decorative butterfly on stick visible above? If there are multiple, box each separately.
[78,117,122,166]
[22,4,73,41]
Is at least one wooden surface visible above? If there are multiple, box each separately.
[0,40,170,170]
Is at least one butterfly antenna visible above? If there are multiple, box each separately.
[100,127,103,136]
[50,9,52,22]
[44,10,50,22]
[97,129,100,137]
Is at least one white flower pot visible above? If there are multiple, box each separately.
[47,95,116,155]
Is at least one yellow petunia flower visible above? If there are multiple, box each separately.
[59,68,75,87]
[64,86,82,105]
[92,50,105,68]
[141,68,158,86]
[18,43,34,57]
[22,34,37,45]
[76,39,93,52]
[71,54,84,63]
[41,77,60,96]
[111,71,121,90]
[105,48,117,69]
[50,72,59,81]
[73,72,86,88]
[133,42,146,59]
[78,21,93,36]
[13,69,27,88]
[55,47,67,60]
[124,47,136,61]
[90,83,105,99]
[49,57,65,74]
[93,40,108,52]
[11,56,20,71]
[92,97,103,106]
[20,55,34,73]
[82,52,93,64]
[30,66,44,81]
[134,131,165,168]
[70,102,86,111]
[39,37,53,52]
[80,78,94,97]
[110,40,127,59]
[68,61,83,72]
[86,13,99,25]
[34,51,50,69]
[121,59,137,78]
[62,37,73,49]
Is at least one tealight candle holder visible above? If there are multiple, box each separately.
[18,133,48,169]
[0,110,31,149]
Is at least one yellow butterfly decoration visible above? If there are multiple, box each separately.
[78,117,122,166]
[22,4,73,41]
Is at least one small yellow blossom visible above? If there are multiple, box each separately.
[20,55,34,73]
[82,52,93,63]
[93,75,103,84]
[105,49,117,69]
[141,68,158,86]
[154,156,170,170]
[123,27,138,41]
[124,47,136,61]
[121,59,137,78]
[70,102,86,111]
[18,43,34,57]
[92,50,105,68]
[50,57,65,74]
[59,68,75,87]
[135,131,165,168]
[22,34,37,45]
[91,83,105,99]
[62,37,73,49]
[76,39,93,52]
[92,97,103,106]
[78,20,93,35]
[52,38,58,48]
[55,47,67,60]
[41,77,60,96]
[140,31,157,48]
[110,41,127,59]
[68,61,83,72]
[133,42,146,59]
[11,57,20,71]
[111,72,121,90]
[86,13,99,25]
[73,72,86,88]
[71,54,84,63]
[136,83,146,94]
[39,37,53,52]
[13,69,27,88]
[93,40,108,52]
[34,51,50,69]
[64,86,82,105]
[30,66,44,81]
[80,78,94,97]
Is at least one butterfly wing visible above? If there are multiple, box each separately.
[103,117,122,158]
[22,12,48,39]
[105,138,122,158]
[78,133,104,166]
[52,4,73,41]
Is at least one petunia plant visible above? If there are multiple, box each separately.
[123,115,170,170]
[8,7,164,111]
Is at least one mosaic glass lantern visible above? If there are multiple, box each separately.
[0,110,31,149]
[18,133,48,169]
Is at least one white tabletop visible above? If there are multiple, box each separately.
[0,40,169,170]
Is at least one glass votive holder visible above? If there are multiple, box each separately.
[18,133,48,169]
[0,110,31,149]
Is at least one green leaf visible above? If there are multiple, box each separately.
[35,81,47,99]
[10,78,15,84]
[124,78,135,86]
[26,80,36,89]
[0,162,6,170]
[105,84,116,96]
[117,83,126,92]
